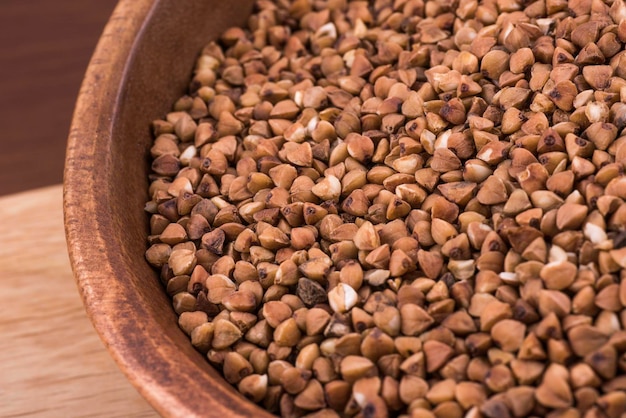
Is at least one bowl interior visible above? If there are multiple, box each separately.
[64,1,266,417]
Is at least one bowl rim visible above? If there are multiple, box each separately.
[63,1,272,417]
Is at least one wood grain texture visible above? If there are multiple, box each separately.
[0,0,117,196]
[0,185,157,418]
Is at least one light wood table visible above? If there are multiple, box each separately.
[0,185,157,417]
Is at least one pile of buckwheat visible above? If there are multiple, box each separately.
[144,0,626,416]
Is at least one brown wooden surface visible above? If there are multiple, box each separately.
[0,2,158,414]
[0,185,157,418]
[0,0,118,196]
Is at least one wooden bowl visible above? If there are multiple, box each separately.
[63,1,270,416]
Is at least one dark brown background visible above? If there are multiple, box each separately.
[0,0,118,196]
